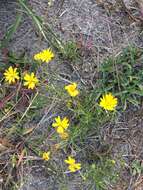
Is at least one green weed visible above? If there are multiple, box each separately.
[0,13,22,48]
[131,160,143,176]
[99,46,143,109]
[85,158,119,190]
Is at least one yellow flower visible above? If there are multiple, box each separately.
[59,132,69,140]
[4,66,19,84]
[111,160,116,165]
[99,93,118,111]
[52,116,69,134]
[65,156,81,172]
[65,83,79,97]
[34,48,54,63]
[23,72,39,89]
[42,151,50,161]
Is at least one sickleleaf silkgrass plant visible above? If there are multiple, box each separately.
[64,90,118,147]
[1,45,133,189]
[6,46,143,189]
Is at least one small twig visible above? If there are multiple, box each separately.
[18,91,39,124]
[71,65,87,85]
[118,0,140,22]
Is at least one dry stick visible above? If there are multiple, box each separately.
[2,91,40,156]
[117,0,140,22]
[91,47,100,88]
[0,83,23,124]
[0,92,15,110]
[0,98,23,124]
[18,91,39,124]
[71,65,87,85]
[133,177,143,189]
[23,97,57,144]
[8,95,57,158]
[57,0,65,16]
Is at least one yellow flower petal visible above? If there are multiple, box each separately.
[42,151,50,161]
[65,156,75,165]
[56,126,64,134]
[69,165,77,172]
[65,83,79,97]
[55,116,61,123]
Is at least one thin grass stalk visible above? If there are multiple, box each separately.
[18,0,65,52]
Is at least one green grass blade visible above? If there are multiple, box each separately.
[1,13,22,48]
[18,0,48,41]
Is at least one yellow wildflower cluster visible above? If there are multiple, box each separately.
[3,66,39,90]
[42,152,81,173]
[3,47,119,177]
[3,48,54,89]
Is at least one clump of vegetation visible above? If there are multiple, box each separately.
[1,45,143,189]
[99,46,143,109]
[1,1,143,189]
